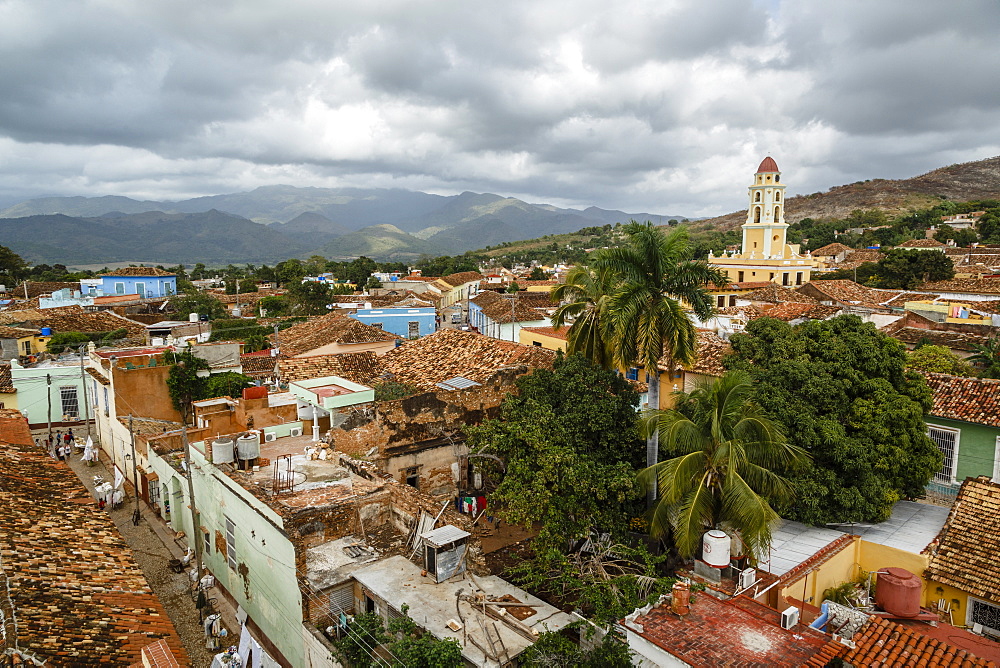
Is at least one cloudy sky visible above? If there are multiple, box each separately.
[0,0,998,217]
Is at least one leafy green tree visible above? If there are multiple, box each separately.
[529,266,547,280]
[550,265,616,369]
[905,345,974,376]
[874,248,955,289]
[969,335,1000,379]
[171,291,227,321]
[205,372,254,399]
[467,354,643,552]
[725,315,942,525]
[812,262,880,285]
[346,256,378,287]
[594,222,726,507]
[47,328,128,354]
[521,627,632,668]
[258,295,290,317]
[287,280,333,315]
[333,613,389,668]
[333,606,462,668]
[274,258,306,286]
[640,371,808,558]
[365,275,383,290]
[0,244,27,283]
[165,349,210,423]
[933,226,978,247]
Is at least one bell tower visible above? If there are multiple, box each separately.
[741,156,789,258]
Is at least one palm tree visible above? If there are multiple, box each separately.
[968,335,1000,379]
[595,221,726,507]
[639,371,808,559]
[550,265,616,369]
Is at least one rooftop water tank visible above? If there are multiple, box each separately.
[189,312,199,322]
[40,327,53,336]
[874,567,921,618]
[211,438,235,464]
[236,434,260,461]
[702,530,730,568]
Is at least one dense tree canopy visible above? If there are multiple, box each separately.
[905,344,974,376]
[468,353,643,551]
[165,349,210,422]
[873,248,954,289]
[725,315,941,525]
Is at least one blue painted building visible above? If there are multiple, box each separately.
[350,305,437,339]
[97,267,177,298]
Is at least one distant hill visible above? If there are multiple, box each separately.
[0,211,306,264]
[693,155,1000,232]
[0,186,688,260]
[320,224,439,261]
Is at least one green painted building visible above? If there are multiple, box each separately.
[923,373,1000,499]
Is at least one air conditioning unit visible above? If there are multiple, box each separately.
[289,427,302,437]
[739,567,756,589]
[780,606,800,630]
[264,432,277,442]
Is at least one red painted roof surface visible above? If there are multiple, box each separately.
[757,156,779,173]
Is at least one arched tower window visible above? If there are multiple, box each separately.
[754,192,761,202]
[754,206,761,224]
[774,192,781,202]
[774,205,781,219]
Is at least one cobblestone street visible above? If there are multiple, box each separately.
[57,438,218,667]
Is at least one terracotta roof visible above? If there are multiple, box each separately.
[659,330,730,377]
[709,281,774,291]
[240,352,277,378]
[0,306,146,338]
[278,351,381,385]
[471,290,504,308]
[955,253,1000,267]
[520,326,568,341]
[0,325,39,339]
[809,242,852,257]
[480,298,548,324]
[379,329,555,391]
[924,373,1000,427]
[842,249,885,264]
[0,363,13,393]
[630,593,828,667]
[920,278,1000,295]
[762,302,842,321]
[439,271,484,287]
[757,156,779,173]
[714,305,766,320]
[806,617,995,667]
[12,281,79,298]
[885,326,989,352]
[778,534,855,585]
[743,284,819,304]
[873,290,932,309]
[925,476,1000,606]
[0,409,188,664]
[272,312,398,357]
[798,280,890,310]
[85,366,110,386]
[100,266,176,277]
[898,238,947,248]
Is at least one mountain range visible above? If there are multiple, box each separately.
[0,186,680,264]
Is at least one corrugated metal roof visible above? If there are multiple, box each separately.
[420,524,470,547]
[435,376,481,391]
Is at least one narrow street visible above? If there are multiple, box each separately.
[54,436,219,667]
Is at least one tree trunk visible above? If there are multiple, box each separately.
[646,367,660,509]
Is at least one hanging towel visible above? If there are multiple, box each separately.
[476,496,487,512]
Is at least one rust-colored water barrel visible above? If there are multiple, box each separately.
[874,567,921,617]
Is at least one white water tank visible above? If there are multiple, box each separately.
[236,434,260,460]
[189,312,199,322]
[211,438,235,464]
[702,530,731,568]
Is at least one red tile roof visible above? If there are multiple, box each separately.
[240,352,277,378]
[742,283,819,304]
[0,409,188,664]
[659,330,730,377]
[630,594,828,667]
[519,326,568,341]
[273,312,398,356]
[898,238,947,248]
[439,271,484,287]
[919,278,1000,295]
[379,329,555,391]
[924,476,1000,604]
[278,351,381,385]
[0,364,13,393]
[13,281,80,299]
[809,242,852,257]
[761,302,842,322]
[923,373,1000,427]
[806,617,995,667]
[100,266,176,277]
[480,298,548,324]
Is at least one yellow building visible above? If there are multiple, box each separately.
[708,157,824,286]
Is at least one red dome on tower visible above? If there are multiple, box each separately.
[757,156,779,173]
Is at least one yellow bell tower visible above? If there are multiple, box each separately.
[707,157,824,286]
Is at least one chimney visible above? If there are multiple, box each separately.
[671,581,691,616]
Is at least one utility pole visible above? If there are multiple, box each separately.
[128,415,141,526]
[46,373,52,455]
[79,344,91,441]
[273,324,281,386]
[181,423,203,593]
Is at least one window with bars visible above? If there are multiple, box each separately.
[103,386,110,417]
[972,598,1000,634]
[927,426,958,482]
[225,517,239,570]
[59,386,79,418]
